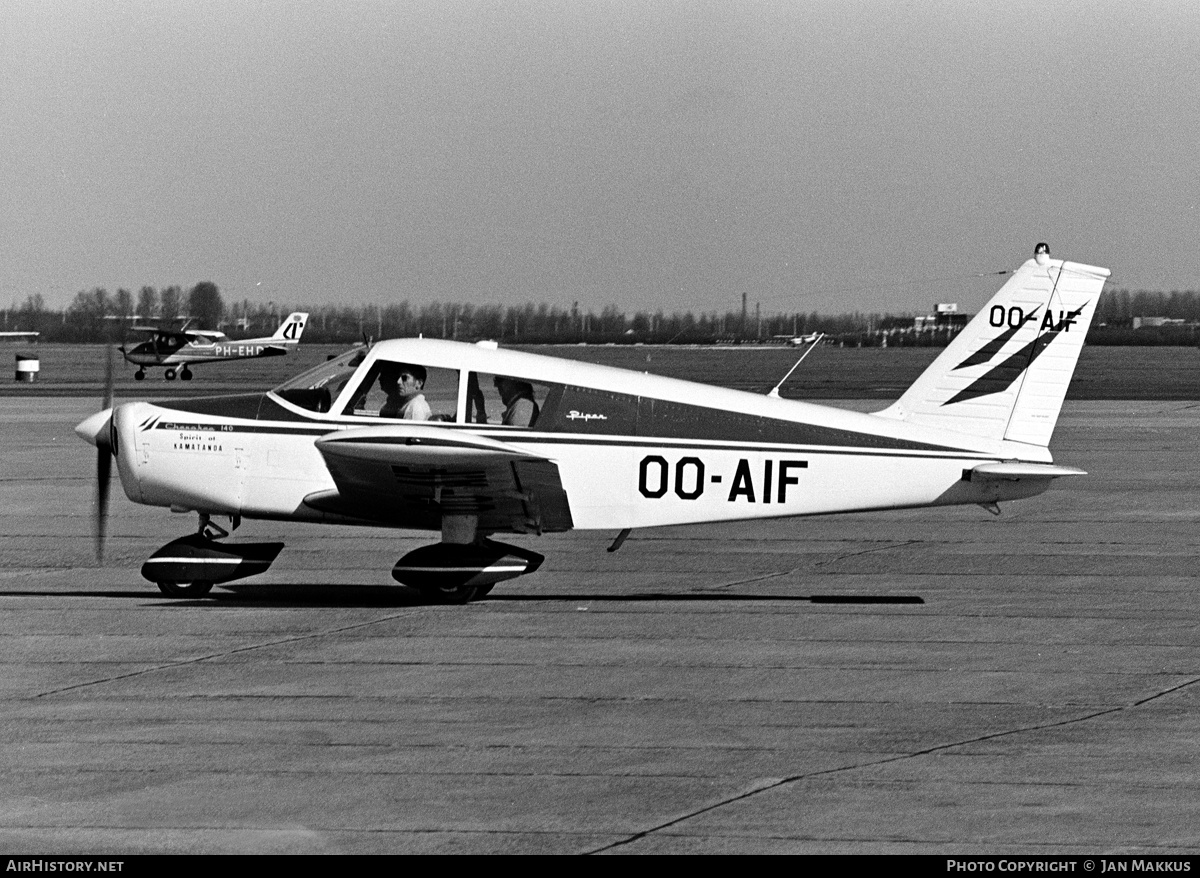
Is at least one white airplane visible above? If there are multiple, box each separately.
[119,312,309,381]
[780,332,823,346]
[76,244,1108,603]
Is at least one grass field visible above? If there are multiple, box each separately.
[1,341,1197,399]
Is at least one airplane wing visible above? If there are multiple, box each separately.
[304,424,574,535]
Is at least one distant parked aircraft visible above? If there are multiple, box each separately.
[119,313,308,380]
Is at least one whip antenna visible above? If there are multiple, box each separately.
[768,333,824,398]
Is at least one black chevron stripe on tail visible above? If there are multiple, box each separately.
[943,304,1086,406]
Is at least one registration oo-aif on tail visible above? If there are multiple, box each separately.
[76,244,1109,603]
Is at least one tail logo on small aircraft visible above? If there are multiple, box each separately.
[943,303,1087,406]
[282,320,304,341]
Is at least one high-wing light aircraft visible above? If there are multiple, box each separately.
[77,245,1108,603]
[780,332,823,346]
[119,312,308,381]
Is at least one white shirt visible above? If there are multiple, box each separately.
[398,393,432,420]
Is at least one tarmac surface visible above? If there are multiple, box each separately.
[1,396,1198,854]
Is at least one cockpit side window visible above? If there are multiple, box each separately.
[343,362,459,421]
[466,372,552,428]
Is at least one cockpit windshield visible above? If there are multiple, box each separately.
[271,346,367,413]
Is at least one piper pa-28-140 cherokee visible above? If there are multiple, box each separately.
[76,244,1108,603]
[119,312,309,381]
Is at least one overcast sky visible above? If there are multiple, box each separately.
[4,1,1199,316]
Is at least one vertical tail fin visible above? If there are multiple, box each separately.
[272,312,309,342]
[876,245,1109,447]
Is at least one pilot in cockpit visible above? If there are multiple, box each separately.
[379,363,432,420]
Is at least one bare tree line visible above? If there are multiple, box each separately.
[4,284,1200,345]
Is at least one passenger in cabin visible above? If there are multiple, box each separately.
[494,376,539,427]
[379,363,432,420]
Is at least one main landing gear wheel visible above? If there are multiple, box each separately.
[180,367,192,381]
[415,583,494,604]
[393,540,540,604]
[164,368,176,381]
[156,580,214,598]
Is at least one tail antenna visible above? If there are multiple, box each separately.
[768,333,825,398]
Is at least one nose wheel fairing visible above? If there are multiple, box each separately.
[142,533,285,597]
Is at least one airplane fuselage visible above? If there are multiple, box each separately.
[107,338,1054,534]
[120,339,294,367]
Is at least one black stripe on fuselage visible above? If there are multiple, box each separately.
[336,432,996,461]
[145,392,977,454]
[153,420,332,436]
[154,393,268,420]
[154,392,336,422]
[150,421,986,460]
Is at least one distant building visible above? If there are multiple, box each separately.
[1132,316,1187,329]
[913,303,969,333]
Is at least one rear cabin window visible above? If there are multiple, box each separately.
[342,362,459,422]
[466,372,552,428]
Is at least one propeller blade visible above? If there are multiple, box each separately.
[96,446,111,562]
[95,346,116,563]
[103,345,114,410]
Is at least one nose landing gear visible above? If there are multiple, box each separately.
[157,578,214,598]
[143,514,283,598]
